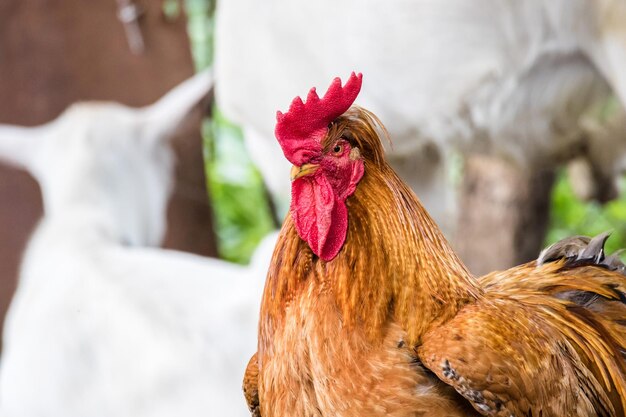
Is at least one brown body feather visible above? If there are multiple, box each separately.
[245,108,626,417]
[421,260,626,416]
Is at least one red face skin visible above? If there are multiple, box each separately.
[290,138,364,261]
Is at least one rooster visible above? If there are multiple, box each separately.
[244,73,626,417]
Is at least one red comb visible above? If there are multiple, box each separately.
[275,72,363,166]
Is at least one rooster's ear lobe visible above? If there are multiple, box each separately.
[0,123,43,174]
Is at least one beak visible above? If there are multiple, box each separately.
[290,163,319,181]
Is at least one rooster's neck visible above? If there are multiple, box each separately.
[262,164,482,347]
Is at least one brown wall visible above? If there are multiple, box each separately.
[0,0,217,349]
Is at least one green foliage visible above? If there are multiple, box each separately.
[546,95,626,255]
[203,110,275,264]
[546,172,626,255]
[184,0,274,264]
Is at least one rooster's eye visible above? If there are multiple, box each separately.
[332,144,343,155]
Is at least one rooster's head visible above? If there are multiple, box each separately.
[276,73,386,261]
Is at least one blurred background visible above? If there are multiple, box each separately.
[0,0,218,351]
[1,0,626,343]
[0,0,625,414]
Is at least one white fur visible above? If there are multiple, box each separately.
[214,0,626,231]
[0,70,275,417]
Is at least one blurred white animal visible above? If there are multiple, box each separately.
[214,0,626,234]
[0,70,274,417]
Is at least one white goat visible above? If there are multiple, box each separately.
[0,71,273,417]
[214,0,626,234]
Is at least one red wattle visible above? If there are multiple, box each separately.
[291,175,348,261]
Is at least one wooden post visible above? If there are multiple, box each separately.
[455,154,555,275]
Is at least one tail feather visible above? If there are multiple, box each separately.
[539,233,626,414]
[538,231,625,273]
[481,232,626,414]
